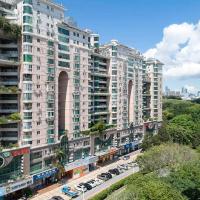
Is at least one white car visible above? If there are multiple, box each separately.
[94,178,104,185]
[74,184,87,193]
[86,180,97,188]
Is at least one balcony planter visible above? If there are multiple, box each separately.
[0,17,21,39]
[0,113,21,124]
[0,86,20,94]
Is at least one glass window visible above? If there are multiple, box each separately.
[23,93,32,100]
[23,35,32,43]
[58,53,70,60]
[23,6,33,14]
[58,44,69,52]
[23,0,32,4]
[58,27,69,36]
[23,54,32,62]
[58,35,69,43]
[58,61,70,68]
[23,25,33,33]
[23,16,32,24]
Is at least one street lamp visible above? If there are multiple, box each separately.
[81,185,85,200]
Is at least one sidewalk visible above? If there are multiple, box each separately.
[31,150,141,200]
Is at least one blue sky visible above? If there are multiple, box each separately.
[63,0,200,93]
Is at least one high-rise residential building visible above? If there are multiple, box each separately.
[0,0,163,198]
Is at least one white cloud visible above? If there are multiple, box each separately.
[144,21,200,78]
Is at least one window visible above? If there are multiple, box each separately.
[37,140,40,144]
[23,112,32,120]
[58,44,69,52]
[23,93,32,100]
[23,0,32,4]
[23,6,33,14]
[23,45,32,52]
[48,40,54,47]
[58,27,69,36]
[23,54,32,62]
[23,35,32,43]
[37,131,40,135]
[37,65,40,70]
[24,64,32,72]
[37,103,40,107]
[58,35,69,43]
[37,47,40,52]
[58,53,70,60]
[37,38,40,43]
[23,25,33,33]
[58,61,70,68]
[23,16,32,24]
[48,59,54,64]
[23,83,32,91]
[47,49,54,56]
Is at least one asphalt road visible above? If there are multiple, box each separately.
[75,166,139,200]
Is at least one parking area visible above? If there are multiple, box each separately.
[31,150,141,200]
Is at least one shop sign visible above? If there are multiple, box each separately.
[11,148,30,157]
[0,178,33,197]
[65,156,98,172]
[33,168,58,181]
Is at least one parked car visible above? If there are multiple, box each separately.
[75,183,87,193]
[62,186,78,198]
[86,180,97,188]
[102,172,112,179]
[109,168,120,175]
[49,196,64,200]
[120,164,128,170]
[83,182,93,190]
[123,155,130,160]
[97,174,110,181]
[94,178,104,185]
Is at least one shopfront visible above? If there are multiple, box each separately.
[0,178,33,199]
[32,168,59,190]
[64,156,98,180]
[97,148,118,164]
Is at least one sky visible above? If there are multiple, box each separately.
[62,0,200,93]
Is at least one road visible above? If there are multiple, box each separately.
[75,166,139,200]
[31,150,141,200]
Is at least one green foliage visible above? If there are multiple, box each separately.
[0,113,21,124]
[124,174,186,200]
[142,99,200,150]
[0,86,20,94]
[136,143,199,174]
[0,16,21,38]
[81,121,116,136]
[163,161,200,200]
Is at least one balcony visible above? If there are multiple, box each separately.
[0,86,20,94]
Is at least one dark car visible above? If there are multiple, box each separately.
[97,174,109,181]
[102,172,112,179]
[50,196,65,200]
[83,182,93,190]
[109,168,120,175]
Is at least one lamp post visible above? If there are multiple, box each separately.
[81,185,85,200]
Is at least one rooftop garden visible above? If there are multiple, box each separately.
[0,113,21,125]
[0,86,20,94]
[0,16,21,39]
[81,121,116,136]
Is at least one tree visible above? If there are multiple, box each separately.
[136,143,199,174]
[163,161,200,200]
